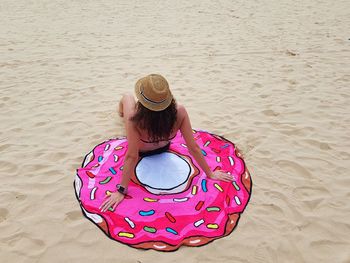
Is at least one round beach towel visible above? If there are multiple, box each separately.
[74,129,252,251]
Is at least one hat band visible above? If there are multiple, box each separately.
[139,87,167,104]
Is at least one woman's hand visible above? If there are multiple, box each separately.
[209,170,234,182]
[99,192,124,212]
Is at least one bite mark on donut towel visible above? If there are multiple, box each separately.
[74,129,252,251]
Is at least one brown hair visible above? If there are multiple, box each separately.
[130,99,177,142]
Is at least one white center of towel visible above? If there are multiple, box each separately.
[135,152,191,194]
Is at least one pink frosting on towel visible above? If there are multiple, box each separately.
[74,129,252,251]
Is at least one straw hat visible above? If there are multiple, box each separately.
[134,74,173,111]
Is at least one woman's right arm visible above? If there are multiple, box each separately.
[178,106,233,182]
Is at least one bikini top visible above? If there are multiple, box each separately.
[139,133,177,144]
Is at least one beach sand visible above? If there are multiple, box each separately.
[1,0,349,262]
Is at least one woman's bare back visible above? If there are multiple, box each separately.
[119,93,184,152]
[135,104,184,151]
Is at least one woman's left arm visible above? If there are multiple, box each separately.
[100,120,139,212]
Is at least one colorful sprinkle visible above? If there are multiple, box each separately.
[139,210,155,216]
[84,153,94,166]
[216,156,221,163]
[105,190,112,196]
[98,156,103,162]
[109,167,116,175]
[181,143,187,148]
[214,166,221,171]
[143,197,158,202]
[194,219,204,227]
[114,154,119,162]
[90,187,97,200]
[207,224,219,229]
[165,212,176,223]
[118,232,134,238]
[225,195,230,205]
[104,144,110,151]
[86,171,95,178]
[214,183,223,192]
[234,196,241,205]
[91,163,99,169]
[114,146,123,151]
[201,149,207,156]
[201,179,208,192]
[124,194,132,199]
[173,197,189,202]
[192,130,196,133]
[204,140,211,147]
[233,181,240,191]
[166,227,178,235]
[144,226,157,233]
[228,156,234,166]
[124,217,135,229]
[191,185,198,195]
[195,201,204,211]
[108,207,114,212]
[99,176,112,184]
[221,144,229,149]
[120,165,124,171]
[206,206,221,212]
[212,148,221,154]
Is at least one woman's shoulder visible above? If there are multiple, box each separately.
[176,103,187,115]
[176,103,190,126]
[176,103,185,119]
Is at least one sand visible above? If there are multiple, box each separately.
[1,0,349,262]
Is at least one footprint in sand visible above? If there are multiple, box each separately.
[65,210,82,221]
[276,159,313,179]
[34,121,49,127]
[0,161,18,174]
[0,208,9,223]
[292,186,329,201]
[262,109,279,117]
[252,243,276,263]
[14,192,27,201]
[302,198,325,211]
[0,143,11,151]
[302,139,332,150]
[4,232,45,250]
[259,94,268,99]
[253,83,262,88]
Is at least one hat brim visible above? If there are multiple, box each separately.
[134,78,173,111]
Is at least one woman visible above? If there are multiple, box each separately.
[100,74,233,212]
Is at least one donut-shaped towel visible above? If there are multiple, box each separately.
[74,129,252,251]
